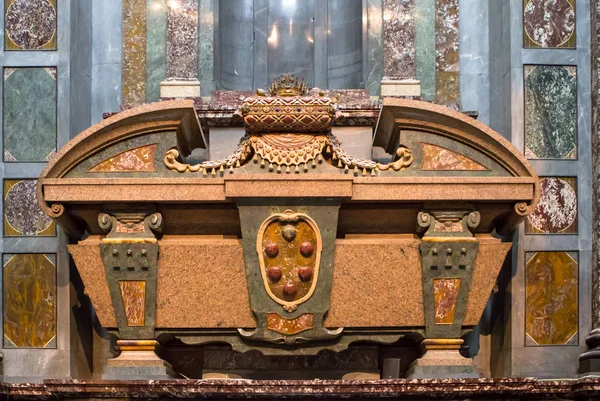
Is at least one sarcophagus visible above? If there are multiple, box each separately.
[38,76,539,379]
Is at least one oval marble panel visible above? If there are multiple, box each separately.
[4,180,54,236]
[5,0,57,50]
[527,177,577,234]
[524,0,575,48]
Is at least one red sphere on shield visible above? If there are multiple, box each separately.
[267,266,282,282]
[264,242,279,258]
[299,241,314,257]
[298,267,313,282]
[283,282,297,298]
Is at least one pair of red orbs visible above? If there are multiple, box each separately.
[267,266,313,283]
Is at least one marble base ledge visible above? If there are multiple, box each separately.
[1,378,600,400]
[160,79,201,98]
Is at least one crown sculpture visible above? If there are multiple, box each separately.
[266,73,308,97]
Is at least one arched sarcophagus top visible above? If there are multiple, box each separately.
[38,95,538,238]
[37,84,539,378]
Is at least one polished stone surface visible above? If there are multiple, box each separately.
[526,177,577,234]
[122,0,147,105]
[524,0,576,48]
[4,179,55,236]
[3,67,56,162]
[166,0,198,80]
[4,0,57,50]
[435,0,459,105]
[199,0,215,96]
[366,0,384,95]
[383,0,416,80]
[525,252,578,345]
[3,254,56,348]
[524,65,577,159]
[3,378,600,399]
[415,0,435,100]
[145,0,167,102]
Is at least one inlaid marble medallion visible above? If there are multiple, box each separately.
[3,254,56,348]
[4,0,57,50]
[525,252,578,345]
[88,144,157,173]
[4,179,55,237]
[3,67,57,162]
[119,281,146,327]
[524,0,575,48]
[420,143,487,171]
[526,177,577,234]
[433,278,461,325]
[525,65,577,160]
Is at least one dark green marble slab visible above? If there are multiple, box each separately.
[3,67,57,162]
[525,65,577,160]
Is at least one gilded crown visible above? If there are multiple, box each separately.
[267,73,308,97]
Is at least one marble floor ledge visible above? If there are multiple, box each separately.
[1,377,600,400]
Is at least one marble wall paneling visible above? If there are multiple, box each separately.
[4,0,57,50]
[523,0,575,48]
[199,0,215,96]
[218,0,254,90]
[266,0,315,85]
[3,253,57,348]
[327,0,363,89]
[3,67,57,162]
[415,0,435,100]
[145,0,167,102]
[435,0,459,105]
[524,65,577,160]
[366,0,383,96]
[383,0,415,79]
[122,0,147,106]
[525,177,577,234]
[3,179,55,237]
[166,0,198,80]
[525,251,578,346]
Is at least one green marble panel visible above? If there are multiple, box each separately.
[145,0,167,102]
[3,67,57,162]
[199,0,216,96]
[366,0,383,96]
[415,0,435,101]
[525,65,577,160]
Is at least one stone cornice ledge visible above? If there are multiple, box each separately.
[0,378,599,400]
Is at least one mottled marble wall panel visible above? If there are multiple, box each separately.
[122,0,147,105]
[523,0,575,48]
[526,177,577,234]
[383,0,415,79]
[3,254,56,348]
[435,0,459,104]
[524,65,577,160]
[199,0,216,96]
[3,67,57,162]
[4,180,55,237]
[366,0,384,96]
[166,0,198,79]
[145,0,167,102]
[4,0,57,50]
[525,252,578,346]
[415,0,435,100]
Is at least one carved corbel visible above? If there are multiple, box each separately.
[98,211,163,339]
[417,210,480,340]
